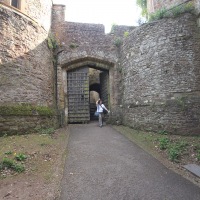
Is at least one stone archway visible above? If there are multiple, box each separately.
[56,57,116,124]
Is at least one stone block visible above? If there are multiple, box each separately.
[184,164,200,178]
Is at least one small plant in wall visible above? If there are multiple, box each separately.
[123,31,129,38]
[114,37,122,47]
[110,23,117,34]
[149,8,167,22]
[170,2,195,17]
[47,33,59,50]
[148,2,195,22]
[69,43,79,49]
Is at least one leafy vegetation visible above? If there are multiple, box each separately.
[148,2,195,22]
[136,0,148,18]
[0,158,25,173]
[123,31,129,37]
[15,153,27,161]
[4,151,12,155]
[159,137,169,150]
[110,23,117,33]
[35,127,55,135]
[158,130,168,135]
[167,141,188,162]
[113,125,200,165]
[171,2,194,17]
[69,43,79,49]
[47,33,59,50]
[149,8,167,22]
[114,37,122,47]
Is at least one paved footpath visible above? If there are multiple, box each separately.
[60,122,200,200]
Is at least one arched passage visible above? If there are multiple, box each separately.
[57,57,115,124]
[90,83,100,94]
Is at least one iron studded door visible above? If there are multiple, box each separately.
[67,67,90,123]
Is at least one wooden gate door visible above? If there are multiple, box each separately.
[100,71,109,109]
[67,67,90,123]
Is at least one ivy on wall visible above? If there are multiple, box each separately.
[136,0,148,18]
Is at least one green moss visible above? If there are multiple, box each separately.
[0,105,55,116]
[123,31,129,37]
[47,33,58,50]
[69,43,79,49]
[114,37,122,47]
[148,2,195,22]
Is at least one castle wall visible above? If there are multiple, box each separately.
[51,5,133,119]
[0,0,52,31]
[120,13,200,135]
[57,21,119,65]
[0,3,199,135]
[0,4,57,135]
[24,0,52,31]
[55,21,121,117]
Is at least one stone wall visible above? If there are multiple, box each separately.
[51,5,133,120]
[24,0,52,31]
[0,0,52,31]
[0,5,53,106]
[120,13,200,135]
[54,21,120,119]
[0,115,58,136]
[51,4,66,40]
[57,21,119,64]
[1,2,200,135]
[0,4,57,134]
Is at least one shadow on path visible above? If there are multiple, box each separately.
[60,122,200,200]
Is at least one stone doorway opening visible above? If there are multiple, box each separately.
[66,66,109,123]
[60,58,115,125]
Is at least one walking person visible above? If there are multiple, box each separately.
[96,99,109,127]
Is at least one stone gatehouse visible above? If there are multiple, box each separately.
[0,0,200,135]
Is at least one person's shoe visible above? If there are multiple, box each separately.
[99,125,102,128]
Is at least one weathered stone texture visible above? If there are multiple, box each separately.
[0,6,54,106]
[0,0,52,31]
[1,3,200,135]
[24,0,52,31]
[51,6,131,114]
[0,115,58,136]
[120,13,200,134]
[57,21,119,65]
[0,5,56,134]
[51,4,66,40]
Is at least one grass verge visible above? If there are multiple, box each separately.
[0,127,69,199]
[113,125,200,187]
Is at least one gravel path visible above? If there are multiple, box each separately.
[60,122,200,200]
